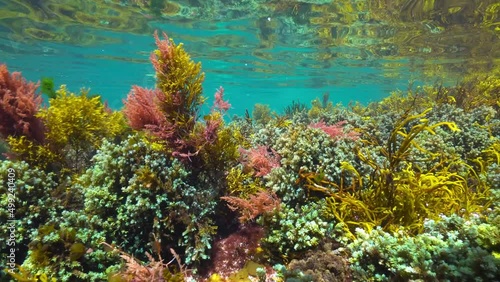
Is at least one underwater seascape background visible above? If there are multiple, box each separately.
[1,0,500,282]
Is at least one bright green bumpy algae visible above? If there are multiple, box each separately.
[260,124,361,203]
[261,201,333,258]
[425,104,497,159]
[348,214,500,281]
[78,134,218,265]
[0,161,58,272]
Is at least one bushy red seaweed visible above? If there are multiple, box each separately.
[0,64,45,143]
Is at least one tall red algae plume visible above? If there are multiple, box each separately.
[150,30,174,77]
[213,86,231,112]
[0,64,44,142]
[124,30,220,163]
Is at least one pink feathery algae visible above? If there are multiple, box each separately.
[221,190,280,223]
[239,145,281,177]
[213,86,231,112]
[150,31,174,77]
[309,120,360,141]
[123,85,166,131]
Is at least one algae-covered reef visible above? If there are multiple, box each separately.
[1,32,499,282]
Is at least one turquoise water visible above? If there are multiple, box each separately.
[2,1,497,116]
[1,29,406,115]
[1,25,408,116]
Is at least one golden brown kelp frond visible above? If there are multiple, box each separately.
[481,141,500,166]
[324,159,490,238]
[321,109,490,237]
[382,108,459,170]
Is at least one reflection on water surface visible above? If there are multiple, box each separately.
[0,0,498,113]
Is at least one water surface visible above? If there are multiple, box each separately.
[0,0,498,115]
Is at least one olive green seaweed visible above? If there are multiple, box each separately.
[321,108,491,237]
